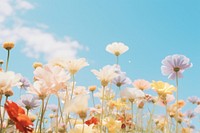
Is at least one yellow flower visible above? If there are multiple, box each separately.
[104,117,121,133]
[2,42,15,50]
[151,81,176,97]
[108,99,127,110]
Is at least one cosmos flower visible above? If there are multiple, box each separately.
[151,81,176,97]
[188,96,199,104]
[0,71,20,94]
[91,65,118,87]
[18,94,40,110]
[65,58,89,75]
[106,42,129,56]
[73,86,89,96]
[112,71,132,87]
[161,54,192,80]
[103,117,121,133]
[85,117,99,126]
[47,104,58,112]
[94,87,115,100]
[34,64,70,94]
[156,94,175,106]
[64,95,89,114]
[19,76,30,90]
[120,88,145,102]
[4,101,33,133]
[185,110,195,119]
[194,105,200,114]
[133,79,151,91]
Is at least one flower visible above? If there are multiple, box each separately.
[106,42,129,56]
[33,64,70,94]
[0,71,20,94]
[151,81,176,97]
[4,101,33,133]
[94,87,115,100]
[161,54,192,80]
[194,105,200,114]
[85,117,99,126]
[64,95,89,114]
[185,110,195,119]
[133,79,151,91]
[2,42,15,50]
[120,88,145,102]
[33,62,43,69]
[69,124,94,133]
[47,104,58,112]
[188,96,199,104]
[18,94,40,110]
[19,76,30,90]
[91,65,118,87]
[73,86,89,96]
[112,71,131,87]
[65,58,89,75]
[88,85,96,92]
[157,94,175,106]
[104,117,121,133]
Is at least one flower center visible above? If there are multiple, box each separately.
[174,67,180,72]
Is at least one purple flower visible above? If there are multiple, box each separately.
[112,69,132,87]
[19,76,30,90]
[185,110,195,119]
[188,96,199,104]
[18,94,40,110]
[161,54,192,80]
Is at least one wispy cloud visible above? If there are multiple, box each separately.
[0,0,86,60]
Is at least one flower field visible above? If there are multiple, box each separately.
[0,42,199,133]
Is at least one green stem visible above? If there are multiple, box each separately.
[100,86,105,133]
[39,99,44,133]
[131,102,134,123]
[92,91,95,107]
[175,72,179,133]
[57,95,64,123]
[5,50,10,72]
[70,74,75,100]
[146,104,156,132]
[0,94,3,132]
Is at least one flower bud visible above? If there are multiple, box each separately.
[3,42,15,50]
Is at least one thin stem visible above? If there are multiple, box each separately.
[100,86,105,133]
[39,99,44,133]
[27,109,29,116]
[131,102,134,123]
[116,56,119,65]
[146,104,156,132]
[92,91,95,107]
[82,119,85,133]
[57,95,64,123]
[70,74,75,100]
[5,50,10,72]
[175,72,179,133]
[2,96,8,126]
[0,94,3,132]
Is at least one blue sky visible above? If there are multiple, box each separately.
[0,0,200,102]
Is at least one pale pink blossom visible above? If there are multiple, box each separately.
[106,42,129,56]
[133,79,151,91]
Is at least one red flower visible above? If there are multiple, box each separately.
[4,101,33,133]
[85,117,99,126]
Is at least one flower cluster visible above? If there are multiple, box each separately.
[0,41,198,133]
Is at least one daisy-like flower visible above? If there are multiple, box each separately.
[91,65,118,87]
[47,104,58,112]
[103,117,121,133]
[18,94,40,110]
[112,71,132,87]
[0,71,20,94]
[19,76,30,90]
[151,81,176,97]
[185,110,195,119]
[133,79,151,91]
[161,54,192,80]
[157,94,175,106]
[120,88,145,102]
[65,58,89,75]
[34,64,70,94]
[94,87,115,100]
[188,96,199,104]
[85,117,99,126]
[64,95,89,114]
[106,42,129,56]
[73,86,89,96]
[194,105,200,114]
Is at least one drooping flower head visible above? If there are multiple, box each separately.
[161,54,192,80]
[133,79,151,91]
[106,42,129,56]
[91,65,118,87]
[151,81,176,98]
[18,94,40,110]
[65,58,89,75]
[188,96,199,104]
[4,101,33,133]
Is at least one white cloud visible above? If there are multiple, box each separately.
[0,0,86,61]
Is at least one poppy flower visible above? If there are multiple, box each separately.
[4,101,33,133]
[85,117,99,126]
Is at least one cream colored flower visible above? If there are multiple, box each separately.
[73,86,89,96]
[120,88,145,102]
[94,87,115,100]
[133,79,151,91]
[91,65,118,87]
[103,117,121,133]
[65,58,89,75]
[64,95,89,114]
[69,124,94,133]
[0,71,20,94]
[106,42,129,56]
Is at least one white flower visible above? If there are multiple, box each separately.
[106,42,129,56]
[65,58,89,75]
[0,71,20,93]
[120,88,145,101]
[69,124,94,133]
[64,95,89,114]
[91,65,118,87]
[73,86,89,96]
[94,87,115,100]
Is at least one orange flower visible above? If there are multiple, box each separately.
[4,101,33,133]
[85,117,99,126]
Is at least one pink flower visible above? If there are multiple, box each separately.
[133,79,150,91]
[157,94,175,106]
[161,54,192,79]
